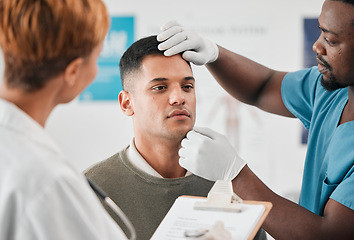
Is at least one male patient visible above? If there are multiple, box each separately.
[84,36,214,239]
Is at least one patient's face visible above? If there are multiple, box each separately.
[131,54,196,141]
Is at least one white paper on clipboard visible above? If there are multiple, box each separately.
[151,196,268,240]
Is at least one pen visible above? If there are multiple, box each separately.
[87,178,137,240]
[185,228,209,238]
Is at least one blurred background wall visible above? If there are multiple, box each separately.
[0,0,324,203]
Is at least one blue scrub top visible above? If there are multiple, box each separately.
[281,67,354,215]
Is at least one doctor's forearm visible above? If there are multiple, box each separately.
[231,165,354,240]
[206,46,285,106]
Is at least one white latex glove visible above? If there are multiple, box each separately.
[197,221,231,240]
[179,127,246,181]
[157,20,219,65]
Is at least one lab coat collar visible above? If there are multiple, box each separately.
[0,98,65,158]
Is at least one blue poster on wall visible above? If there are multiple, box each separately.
[303,18,321,69]
[301,17,321,144]
[79,16,135,101]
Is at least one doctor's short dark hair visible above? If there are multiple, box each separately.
[119,35,191,91]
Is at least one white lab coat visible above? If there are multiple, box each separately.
[0,99,127,240]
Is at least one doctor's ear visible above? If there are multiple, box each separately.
[64,57,84,87]
[119,90,134,116]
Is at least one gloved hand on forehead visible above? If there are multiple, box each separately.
[179,127,246,181]
[157,21,219,65]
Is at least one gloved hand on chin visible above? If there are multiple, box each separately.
[157,20,219,65]
[179,127,246,181]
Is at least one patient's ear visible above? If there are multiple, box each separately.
[119,90,134,116]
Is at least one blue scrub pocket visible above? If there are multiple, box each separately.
[319,176,338,215]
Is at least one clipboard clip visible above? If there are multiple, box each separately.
[194,180,243,213]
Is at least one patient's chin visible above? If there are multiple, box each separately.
[166,128,191,141]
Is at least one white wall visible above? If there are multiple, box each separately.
[0,0,325,201]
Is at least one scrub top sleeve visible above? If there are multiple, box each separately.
[281,67,322,129]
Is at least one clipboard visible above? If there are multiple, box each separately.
[151,181,272,240]
[242,200,272,240]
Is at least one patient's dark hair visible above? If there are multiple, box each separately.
[119,35,190,91]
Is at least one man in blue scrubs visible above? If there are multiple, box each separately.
[157,0,354,238]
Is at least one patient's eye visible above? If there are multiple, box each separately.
[152,85,167,91]
[183,84,194,91]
